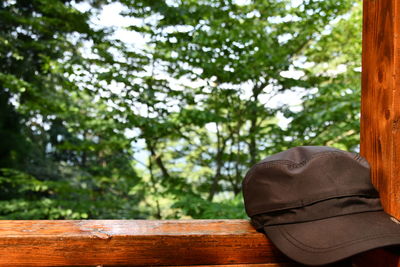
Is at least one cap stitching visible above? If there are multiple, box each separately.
[277,217,400,252]
[281,230,400,253]
[255,150,346,168]
[248,191,379,217]
[243,151,351,189]
[261,206,384,227]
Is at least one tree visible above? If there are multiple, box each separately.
[0,0,144,219]
[0,0,363,219]
[281,1,362,151]
[118,0,358,217]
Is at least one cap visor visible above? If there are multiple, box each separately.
[264,211,400,266]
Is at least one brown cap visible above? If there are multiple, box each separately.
[242,146,400,265]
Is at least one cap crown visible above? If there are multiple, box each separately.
[243,146,378,217]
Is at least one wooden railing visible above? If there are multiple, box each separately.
[2,0,400,266]
[1,220,292,266]
[0,219,393,267]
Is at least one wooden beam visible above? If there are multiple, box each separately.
[360,0,400,266]
[361,0,400,222]
[0,220,291,267]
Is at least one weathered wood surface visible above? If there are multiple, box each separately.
[361,0,400,218]
[0,220,291,267]
[360,0,400,266]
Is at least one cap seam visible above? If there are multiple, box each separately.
[243,150,353,190]
[248,192,379,217]
[255,150,347,168]
[262,206,384,227]
[277,215,400,252]
[279,228,400,253]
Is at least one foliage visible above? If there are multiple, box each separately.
[281,1,362,151]
[0,0,143,219]
[0,0,362,219]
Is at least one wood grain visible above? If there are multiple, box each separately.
[0,220,291,266]
[360,0,400,266]
[361,0,400,219]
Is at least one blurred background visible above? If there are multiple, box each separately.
[0,0,362,219]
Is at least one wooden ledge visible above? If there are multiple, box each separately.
[0,219,291,266]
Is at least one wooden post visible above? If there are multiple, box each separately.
[360,0,400,266]
[361,0,400,221]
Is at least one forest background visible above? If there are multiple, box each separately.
[0,0,362,219]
